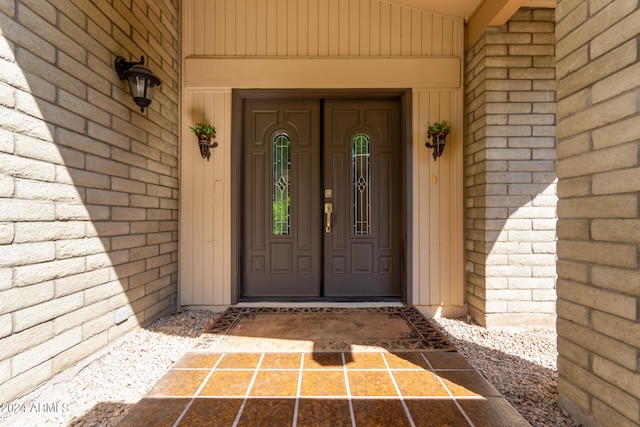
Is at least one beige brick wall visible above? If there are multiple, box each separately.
[0,1,180,402]
[556,0,640,425]
[465,8,557,329]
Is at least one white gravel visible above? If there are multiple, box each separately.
[0,310,217,427]
[433,317,581,427]
[0,310,580,427]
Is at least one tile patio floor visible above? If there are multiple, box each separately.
[118,350,530,426]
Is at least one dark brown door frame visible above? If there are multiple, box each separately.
[231,89,413,303]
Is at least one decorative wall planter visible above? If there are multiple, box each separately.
[425,131,448,160]
[190,122,217,161]
[425,121,451,161]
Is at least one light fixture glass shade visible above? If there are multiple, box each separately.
[115,56,162,112]
[123,64,161,111]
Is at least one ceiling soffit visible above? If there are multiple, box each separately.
[390,0,555,46]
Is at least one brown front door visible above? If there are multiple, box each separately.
[242,97,401,298]
[322,99,401,297]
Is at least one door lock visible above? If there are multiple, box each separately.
[324,202,333,233]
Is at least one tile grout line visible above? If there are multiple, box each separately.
[172,353,226,427]
[381,353,416,427]
[341,353,357,427]
[292,353,304,427]
[231,353,265,427]
[419,353,476,427]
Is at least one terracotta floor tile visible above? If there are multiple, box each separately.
[438,370,501,397]
[392,370,450,397]
[236,398,296,426]
[260,353,302,369]
[122,307,530,427]
[172,353,222,369]
[215,353,262,369]
[177,398,243,426]
[458,397,531,427]
[351,399,412,427]
[296,399,353,427]
[404,399,471,427]
[347,370,398,397]
[147,370,209,397]
[303,352,344,368]
[199,370,255,397]
[117,397,190,427]
[383,352,431,369]
[300,370,347,396]
[249,370,300,396]
[425,352,474,370]
[345,352,387,369]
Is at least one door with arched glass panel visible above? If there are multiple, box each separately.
[242,99,322,297]
[322,99,401,297]
[242,98,400,298]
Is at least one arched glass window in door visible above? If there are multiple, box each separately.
[273,132,291,236]
[352,132,371,235]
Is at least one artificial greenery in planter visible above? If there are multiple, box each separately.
[425,120,451,161]
[190,121,217,161]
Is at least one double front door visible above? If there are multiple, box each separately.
[242,98,401,298]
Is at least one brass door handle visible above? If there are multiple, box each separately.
[324,203,333,233]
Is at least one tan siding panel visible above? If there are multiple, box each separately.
[318,0,329,55]
[181,92,195,305]
[432,15,443,56]
[415,90,431,305]
[329,0,340,55]
[246,0,257,55]
[438,91,452,305]
[214,0,226,55]
[370,0,381,56]
[307,0,319,55]
[182,90,232,306]
[449,89,465,306]
[298,0,308,55]
[350,0,359,55]
[401,7,412,56]
[187,0,460,58]
[411,10,422,56]
[421,12,433,56]
[360,0,370,56]
[428,91,442,305]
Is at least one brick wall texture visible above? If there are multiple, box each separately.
[556,0,640,425]
[465,8,558,329]
[0,0,180,402]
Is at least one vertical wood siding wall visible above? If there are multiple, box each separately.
[181,0,465,311]
[183,0,461,58]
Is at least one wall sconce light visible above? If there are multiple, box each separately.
[425,120,451,161]
[114,55,161,112]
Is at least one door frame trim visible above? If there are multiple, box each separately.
[231,89,413,304]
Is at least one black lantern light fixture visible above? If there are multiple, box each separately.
[114,55,161,112]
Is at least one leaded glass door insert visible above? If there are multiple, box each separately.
[352,132,371,236]
[272,133,291,236]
